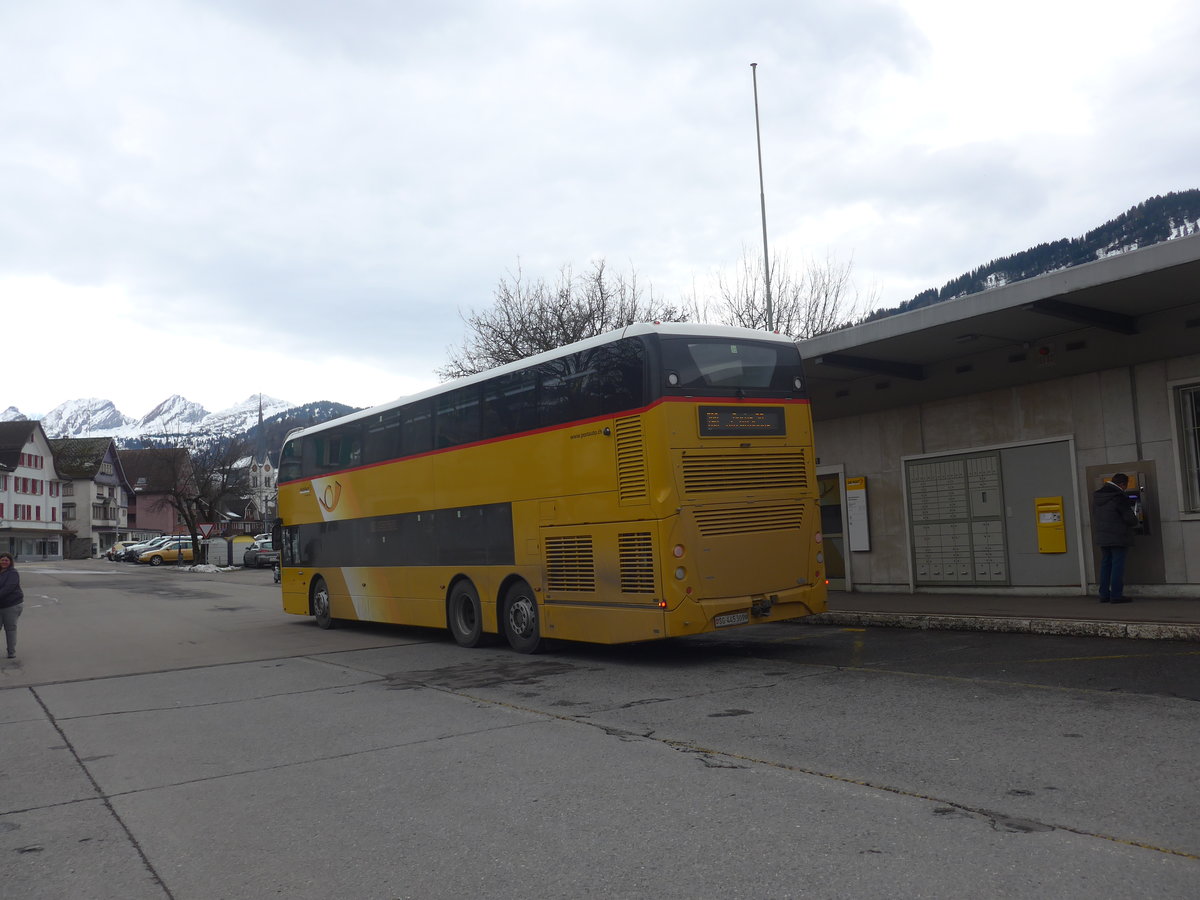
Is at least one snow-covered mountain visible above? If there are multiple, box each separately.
[1,406,28,422]
[192,395,294,438]
[135,394,209,434]
[29,395,294,440]
[41,398,134,437]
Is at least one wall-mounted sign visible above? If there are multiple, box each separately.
[846,476,870,551]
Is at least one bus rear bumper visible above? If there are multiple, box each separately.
[665,582,828,637]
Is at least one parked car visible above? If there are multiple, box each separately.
[106,540,142,560]
[244,540,279,568]
[121,536,173,561]
[139,540,194,566]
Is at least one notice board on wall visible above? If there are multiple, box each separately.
[846,476,870,551]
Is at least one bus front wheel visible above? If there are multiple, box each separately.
[503,581,542,654]
[312,577,334,630]
[447,580,484,648]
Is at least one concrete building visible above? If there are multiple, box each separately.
[0,421,65,560]
[799,233,1200,598]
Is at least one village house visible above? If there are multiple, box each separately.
[118,447,195,537]
[48,436,137,558]
[0,420,65,560]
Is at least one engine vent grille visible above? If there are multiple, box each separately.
[681,450,809,495]
[694,503,806,537]
[618,532,657,594]
[614,415,648,503]
[545,535,596,592]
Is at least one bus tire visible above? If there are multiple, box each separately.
[312,577,334,630]
[502,580,542,654]
[447,580,484,648]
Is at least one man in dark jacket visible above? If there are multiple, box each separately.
[1093,473,1138,603]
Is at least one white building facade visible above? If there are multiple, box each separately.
[0,421,65,560]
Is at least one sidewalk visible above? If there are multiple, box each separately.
[811,590,1200,641]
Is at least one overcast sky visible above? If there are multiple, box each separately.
[4,0,1198,419]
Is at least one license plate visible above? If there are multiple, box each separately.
[714,611,750,628]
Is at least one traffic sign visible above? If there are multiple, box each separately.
[198,523,216,538]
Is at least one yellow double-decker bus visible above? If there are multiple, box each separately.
[276,323,826,652]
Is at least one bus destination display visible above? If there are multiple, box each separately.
[699,406,786,436]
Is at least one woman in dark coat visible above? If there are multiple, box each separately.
[0,552,24,658]
[1092,474,1138,603]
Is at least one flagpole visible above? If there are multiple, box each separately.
[751,62,774,332]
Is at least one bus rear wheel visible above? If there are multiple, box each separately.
[503,581,542,654]
[312,577,334,629]
[447,580,484,648]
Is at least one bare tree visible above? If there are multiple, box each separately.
[439,259,688,379]
[144,439,252,562]
[141,447,201,551]
[691,247,877,339]
[190,438,254,530]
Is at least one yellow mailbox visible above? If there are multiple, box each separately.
[1035,496,1067,553]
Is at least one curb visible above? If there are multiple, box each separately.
[804,612,1200,642]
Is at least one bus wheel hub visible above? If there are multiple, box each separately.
[509,597,536,636]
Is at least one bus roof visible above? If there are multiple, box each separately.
[284,322,799,444]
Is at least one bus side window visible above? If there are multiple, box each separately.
[537,341,646,426]
[598,338,646,413]
[345,429,362,468]
[436,386,482,449]
[483,371,538,439]
[365,410,401,465]
[320,425,364,470]
[301,435,321,479]
[280,440,302,482]
[401,400,433,455]
[538,359,575,428]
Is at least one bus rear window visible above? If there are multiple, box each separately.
[660,338,805,394]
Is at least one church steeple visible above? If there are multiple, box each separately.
[255,394,267,465]
[253,394,274,531]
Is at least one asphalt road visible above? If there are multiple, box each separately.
[2,561,1197,899]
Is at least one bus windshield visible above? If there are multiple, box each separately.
[658,336,805,394]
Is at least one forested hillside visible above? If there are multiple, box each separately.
[863,189,1200,323]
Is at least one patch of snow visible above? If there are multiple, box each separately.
[1168,218,1199,239]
